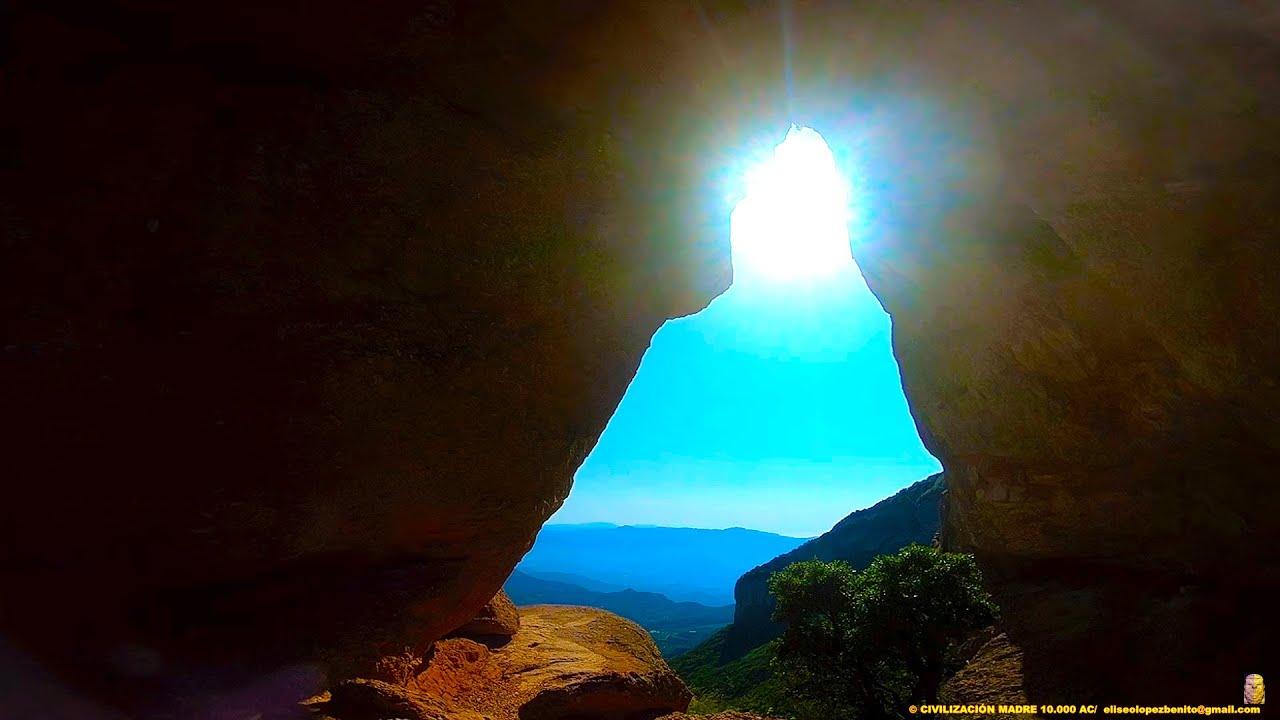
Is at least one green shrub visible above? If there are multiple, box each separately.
[768,545,998,720]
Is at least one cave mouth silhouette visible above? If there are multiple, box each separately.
[547,124,942,548]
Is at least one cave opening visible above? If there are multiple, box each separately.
[508,126,941,656]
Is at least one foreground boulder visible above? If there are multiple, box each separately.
[503,606,691,719]
[315,605,691,719]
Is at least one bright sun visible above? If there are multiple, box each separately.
[730,126,853,283]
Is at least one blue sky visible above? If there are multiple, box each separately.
[550,128,940,538]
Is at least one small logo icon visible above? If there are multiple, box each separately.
[1243,673,1265,705]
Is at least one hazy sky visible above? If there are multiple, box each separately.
[550,128,941,538]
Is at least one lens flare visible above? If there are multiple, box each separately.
[731,126,853,283]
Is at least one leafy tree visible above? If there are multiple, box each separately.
[767,545,998,719]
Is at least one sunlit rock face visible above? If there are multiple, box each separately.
[738,0,1280,706]
[310,606,691,720]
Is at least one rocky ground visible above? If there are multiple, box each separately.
[305,599,692,720]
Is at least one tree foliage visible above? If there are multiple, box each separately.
[767,544,998,719]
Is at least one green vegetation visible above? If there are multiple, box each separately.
[676,544,997,719]
[647,623,737,658]
[768,545,998,719]
[672,629,804,718]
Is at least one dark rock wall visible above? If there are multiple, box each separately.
[2,0,740,709]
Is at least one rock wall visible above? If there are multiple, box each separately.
[309,605,692,720]
[1,1,740,713]
[758,0,1280,704]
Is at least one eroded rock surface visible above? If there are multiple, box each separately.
[938,634,1030,709]
[314,605,691,720]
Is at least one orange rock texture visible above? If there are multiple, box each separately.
[311,605,691,720]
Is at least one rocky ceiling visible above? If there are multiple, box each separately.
[2,0,1277,715]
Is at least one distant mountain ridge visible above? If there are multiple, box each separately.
[545,522,769,531]
[517,524,811,605]
[545,522,619,529]
[518,569,629,593]
[503,570,735,657]
[672,473,947,701]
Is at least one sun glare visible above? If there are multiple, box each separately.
[731,126,853,283]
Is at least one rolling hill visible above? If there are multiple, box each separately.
[517,524,811,605]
